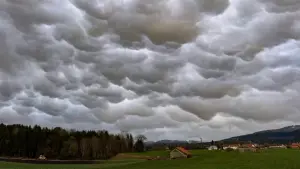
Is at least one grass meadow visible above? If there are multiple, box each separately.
[1,149,300,169]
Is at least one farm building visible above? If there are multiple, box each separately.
[223,144,240,150]
[170,147,192,159]
[238,144,258,152]
[290,143,300,149]
[238,144,258,149]
[269,144,287,149]
[38,155,47,160]
[208,145,218,150]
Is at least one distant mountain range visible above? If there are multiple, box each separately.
[145,139,201,146]
[146,125,300,145]
[223,125,300,144]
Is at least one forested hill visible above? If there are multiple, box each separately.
[0,124,134,160]
[223,125,300,144]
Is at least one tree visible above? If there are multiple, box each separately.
[135,135,147,142]
[134,139,145,152]
[127,134,134,152]
[0,123,134,160]
[134,135,147,152]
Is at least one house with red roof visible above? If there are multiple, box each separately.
[290,143,300,149]
[240,144,258,148]
[170,147,192,159]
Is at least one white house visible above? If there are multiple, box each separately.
[269,145,287,149]
[38,155,47,160]
[223,144,239,150]
[208,145,218,150]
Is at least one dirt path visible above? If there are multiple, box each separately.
[111,153,169,161]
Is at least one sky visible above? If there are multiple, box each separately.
[0,0,300,141]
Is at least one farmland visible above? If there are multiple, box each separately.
[1,149,300,169]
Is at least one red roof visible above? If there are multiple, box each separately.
[176,147,191,155]
[291,143,300,147]
[246,144,254,148]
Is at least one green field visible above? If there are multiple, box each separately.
[1,149,300,169]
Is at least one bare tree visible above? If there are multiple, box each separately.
[135,134,147,141]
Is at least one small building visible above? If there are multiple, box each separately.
[240,143,258,149]
[208,145,218,151]
[269,144,287,149]
[38,155,47,160]
[290,143,300,149]
[223,144,240,150]
[170,147,192,159]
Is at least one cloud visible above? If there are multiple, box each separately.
[0,0,300,141]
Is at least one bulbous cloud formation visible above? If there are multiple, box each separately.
[0,0,300,141]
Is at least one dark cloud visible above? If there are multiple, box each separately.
[0,0,300,141]
[0,80,23,101]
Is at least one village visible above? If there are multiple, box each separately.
[167,142,300,159]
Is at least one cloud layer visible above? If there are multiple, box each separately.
[1,0,300,141]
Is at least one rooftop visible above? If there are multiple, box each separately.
[175,147,191,155]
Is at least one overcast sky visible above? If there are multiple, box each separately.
[0,0,300,141]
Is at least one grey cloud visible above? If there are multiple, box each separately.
[0,18,25,73]
[33,79,62,98]
[90,97,155,124]
[13,106,34,116]
[0,80,23,101]
[1,0,300,141]
[62,105,100,124]
[74,0,201,44]
[197,0,229,14]
[33,96,68,117]
[163,105,201,123]
[72,92,108,109]
[116,114,179,131]
[0,106,32,125]
[177,89,300,122]
[260,0,300,13]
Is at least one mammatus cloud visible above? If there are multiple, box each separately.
[0,0,300,141]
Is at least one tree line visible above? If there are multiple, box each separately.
[0,123,135,160]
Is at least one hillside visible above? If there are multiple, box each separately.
[146,125,300,146]
[145,140,201,146]
[223,125,300,144]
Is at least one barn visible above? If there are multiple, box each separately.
[170,147,192,159]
